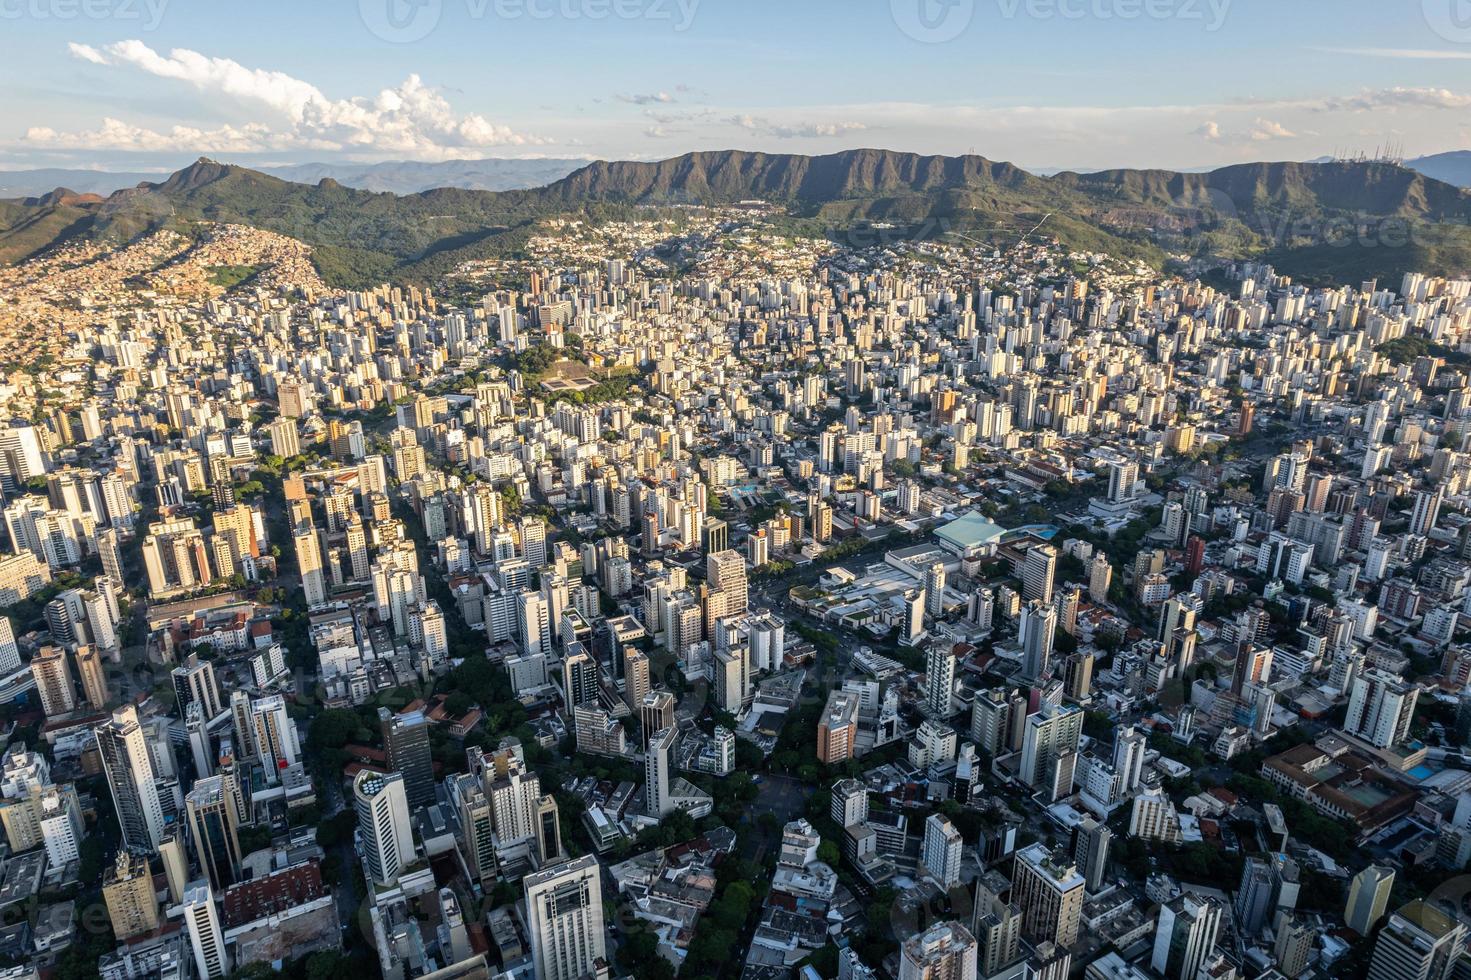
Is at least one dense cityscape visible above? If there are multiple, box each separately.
[0,183,1464,980]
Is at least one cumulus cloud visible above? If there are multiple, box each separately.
[1194,121,1222,141]
[1317,87,1471,112]
[39,40,544,159]
[726,115,868,139]
[1248,118,1296,141]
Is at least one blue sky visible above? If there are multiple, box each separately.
[3,0,1471,173]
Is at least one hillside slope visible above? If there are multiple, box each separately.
[4,149,1470,288]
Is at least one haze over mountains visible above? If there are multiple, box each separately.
[1406,152,1471,191]
[3,148,1470,288]
[0,158,587,199]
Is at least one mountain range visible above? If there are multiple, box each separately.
[1406,152,1471,190]
[0,158,587,199]
[3,148,1471,288]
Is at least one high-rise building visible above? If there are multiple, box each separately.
[1235,854,1298,936]
[185,775,241,890]
[96,705,167,854]
[817,689,860,764]
[623,647,650,711]
[645,726,676,818]
[706,642,740,713]
[173,654,223,719]
[1345,865,1395,936]
[292,520,326,607]
[972,874,1022,978]
[1011,843,1085,947]
[103,849,159,940]
[706,549,749,630]
[1273,911,1314,979]
[250,695,300,781]
[898,920,978,980]
[1019,701,1082,801]
[1022,545,1057,604]
[30,645,75,716]
[519,517,548,568]
[1367,901,1467,980]
[75,643,108,709]
[353,770,416,887]
[1088,554,1112,604]
[563,645,600,708]
[926,644,955,717]
[38,784,83,867]
[1071,816,1111,892]
[921,813,963,889]
[925,562,947,619]
[1151,892,1223,980]
[524,855,607,980]
[380,708,435,808]
[1020,600,1058,682]
[1344,669,1419,749]
[0,617,20,675]
[181,880,227,979]
[639,690,676,751]
[518,591,551,657]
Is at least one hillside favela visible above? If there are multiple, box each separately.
[7,3,1471,980]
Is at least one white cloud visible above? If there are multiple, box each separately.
[38,40,544,159]
[1248,118,1296,141]
[726,115,868,139]
[1313,47,1471,61]
[617,92,676,105]
[1194,121,1222,141]
[1318,87,1471,112]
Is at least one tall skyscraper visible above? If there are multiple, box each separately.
[292,520,326,607]
[103,849,160,940]
[1344,669,1419,749]
[640,690,676,751]
[1345,865,1396,936]
[524,855,607,980]
[250,695,300,781]
[185,775,241,890]
[921,813,963,889]
[1088,554,1112,604]
[925,562,947,619]
[926,644,955,717]
[74,643,108,709]
[1019,701,1082,801]
[0,617,21,674]
[1071,817,1112,893]
[1367,901,1466,980]
[1020,600,1058,682]
[96,705,167,854]
[1151,892,1223,980]
[181,880,227,979]
[30,645,75,716]
[1022,545,1056,604]
[353,770,416,887]
[380,708,435,808]
[898,920,978,980]
[562,645,600,708]
[519,517,548,568]
[623,647,650,711]
[817,690,859,764]
[645,726,676,818]
[1011,843,1085,948]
